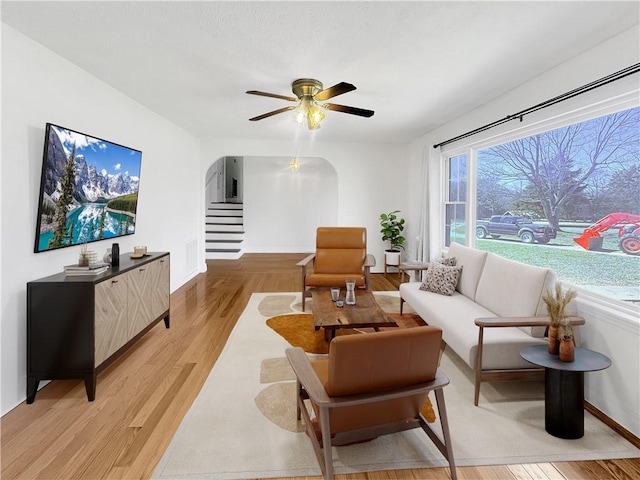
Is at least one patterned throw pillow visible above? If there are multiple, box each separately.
[420,263,463,296]
[419,257,457,291]
[439,256,457,267]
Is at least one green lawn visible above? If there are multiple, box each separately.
[476,233,639,288]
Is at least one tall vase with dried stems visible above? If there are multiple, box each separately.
[542,282,577,355]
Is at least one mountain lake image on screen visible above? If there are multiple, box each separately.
[34,123,143,253]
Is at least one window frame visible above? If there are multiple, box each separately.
[442,153,470,247]
[439,91,639,313]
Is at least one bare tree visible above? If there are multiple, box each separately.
[476,172,514,218]
[480,108,639,229]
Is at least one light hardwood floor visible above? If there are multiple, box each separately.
[2,254,639,480]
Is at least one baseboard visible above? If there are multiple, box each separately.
[585,401,640,448]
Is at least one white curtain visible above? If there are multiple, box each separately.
[417,144,430,262]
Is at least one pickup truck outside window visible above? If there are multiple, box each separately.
[476,215,557,244]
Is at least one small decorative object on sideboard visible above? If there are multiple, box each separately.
[103,248,112,264]
[111,242,120,266]
[79,242,89,266]
[131,245,148,258]
[542,282,577,355]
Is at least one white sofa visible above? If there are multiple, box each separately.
[399,242,583,405]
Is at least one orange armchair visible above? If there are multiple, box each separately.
[297,227,375,311]
[286,326,456,480]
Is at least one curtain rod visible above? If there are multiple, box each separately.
[433,63,640,149]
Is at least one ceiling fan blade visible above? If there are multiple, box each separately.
[323,103,375,118]
[314,82,356,101]
[249,106,297,121]
[246,90,297,102]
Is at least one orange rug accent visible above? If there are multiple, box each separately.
[265,314,356,355]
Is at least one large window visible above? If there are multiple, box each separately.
[444,154,467,247]
[445,106,640,304]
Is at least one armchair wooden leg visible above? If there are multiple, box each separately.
[400,296,404,315]
[319,407,334,480]
[434,388,457,480]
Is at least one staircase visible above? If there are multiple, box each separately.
[205,203,244,260]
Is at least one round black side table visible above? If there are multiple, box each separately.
[520,345,611,439]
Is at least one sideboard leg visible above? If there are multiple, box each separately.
[84,374,96,402]
[164,314,170,328]
[26,377,39,404]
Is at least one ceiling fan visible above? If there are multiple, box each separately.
[246,78,374,130]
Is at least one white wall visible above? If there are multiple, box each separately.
[243,156,338,252]
[1,26,205,415]
[200,138,411,267]
[407,26,640,436]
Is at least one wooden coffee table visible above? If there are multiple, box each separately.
[311,288,397,341]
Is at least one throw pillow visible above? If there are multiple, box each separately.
[420,263,463,296]
[419,257,457,291]
[439,256,457,267]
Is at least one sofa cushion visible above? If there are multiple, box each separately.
[419,257,457,290]
[399,282,546,369]
[474,253,551,338]
[419,263,462,296]
[447,243,488,301]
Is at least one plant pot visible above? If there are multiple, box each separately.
[385,250,401,266]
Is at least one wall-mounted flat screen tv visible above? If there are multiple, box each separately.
[34,123,143,253]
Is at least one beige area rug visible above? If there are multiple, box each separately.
[152,292,640,480]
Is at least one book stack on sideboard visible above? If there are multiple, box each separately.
[63,263,110,276]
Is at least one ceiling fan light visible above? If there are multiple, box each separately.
[294,97,311,125]
[307,104,326,129]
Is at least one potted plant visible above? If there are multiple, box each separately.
[379,210,406,267]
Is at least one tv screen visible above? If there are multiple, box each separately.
[34,123,142,253]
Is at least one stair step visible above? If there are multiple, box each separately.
[207,212,243,217]
[209,202,243,208]
[206,219,243,225]
[206,251,243,260]
[205,202,244,259]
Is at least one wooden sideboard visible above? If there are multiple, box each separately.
[26,252,170,403]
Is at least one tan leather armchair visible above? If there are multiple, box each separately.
[286,326,457,480]
[297,227,375,311]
